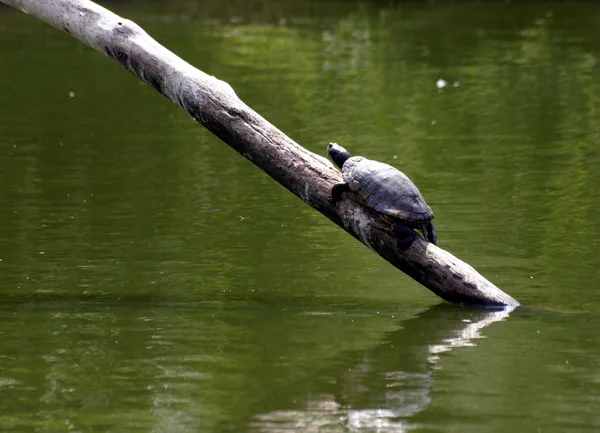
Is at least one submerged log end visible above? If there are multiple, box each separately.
[383,238,520,309]
[415,239,520,309]
[336,198,519,310]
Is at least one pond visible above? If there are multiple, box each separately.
[1,1,599,431]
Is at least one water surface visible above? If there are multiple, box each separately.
[1,1,600,432]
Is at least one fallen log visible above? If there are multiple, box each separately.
[0,0,519,309]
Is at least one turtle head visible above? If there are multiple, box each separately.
[327,143,352,169]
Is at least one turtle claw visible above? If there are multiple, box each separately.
[330,182,350,205]
[392,221,417,249]
[426,222,437,245]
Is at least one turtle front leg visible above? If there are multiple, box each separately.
[330,182,350,205]
[392,221,417,249]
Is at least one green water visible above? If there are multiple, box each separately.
[1,1,600,431]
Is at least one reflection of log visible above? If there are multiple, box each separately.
[354,303,512,375]
[1,0,519,309]
[335,304,512,414]
[254,303,513,431]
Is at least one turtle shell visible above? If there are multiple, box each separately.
[342,156,434,222]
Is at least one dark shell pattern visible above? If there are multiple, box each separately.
[342,156,434,222]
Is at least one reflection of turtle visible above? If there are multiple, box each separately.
[327,143,437,247]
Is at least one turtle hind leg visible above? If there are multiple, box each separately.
[425,222,437,245]
[330,182,350,205]
[392,221,417,250]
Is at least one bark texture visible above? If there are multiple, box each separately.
[0,0,519,309]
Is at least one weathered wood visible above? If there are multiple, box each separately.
[0,0,519,309]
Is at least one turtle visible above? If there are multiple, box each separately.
[327,142,437,248]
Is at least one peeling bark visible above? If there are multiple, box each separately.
[0,0,519,309]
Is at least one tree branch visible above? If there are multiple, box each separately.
[0,0,519,309]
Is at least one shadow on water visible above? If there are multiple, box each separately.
[251,303,512,432]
